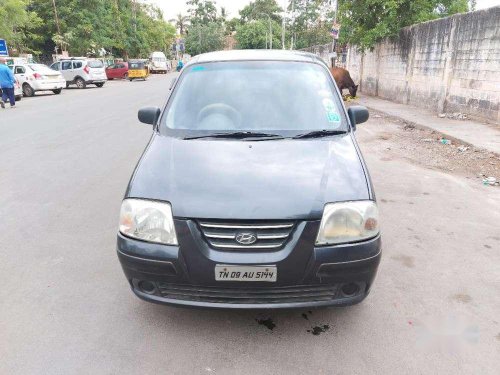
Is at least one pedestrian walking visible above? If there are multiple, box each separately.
[0,57,16,109]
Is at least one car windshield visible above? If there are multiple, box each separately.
[162,61,347,135]
[129,62,143,69]
[88,60,103,68]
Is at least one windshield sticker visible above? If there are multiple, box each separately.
[322,98,341,125]
[191,66,206,72]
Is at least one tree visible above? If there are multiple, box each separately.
[286,0,334,49]
[186,0,218,26]
[0,0,42,54]
[337,0,469,50]
[235,20,282,49]
[169,13,189,35]
[239,0,282,23]
[185,22,224,55]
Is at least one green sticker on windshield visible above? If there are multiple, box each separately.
[322,98,341,125]
[327,112,341,123]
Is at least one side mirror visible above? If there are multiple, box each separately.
[138,107,161,125]
[347,105,369,130]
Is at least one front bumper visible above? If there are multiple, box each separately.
[117,220,381,309]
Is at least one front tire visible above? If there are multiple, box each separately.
[123,72,128,79]
[15,96,22,101]
[75,78,86,89]
[95,82,105,88]
[22,83,35,97]
[52,89,62,94]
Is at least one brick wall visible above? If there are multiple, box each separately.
[346,7,500,124]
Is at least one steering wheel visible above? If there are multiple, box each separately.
[196,103,242,129]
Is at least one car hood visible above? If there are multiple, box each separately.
[126,134,370,220]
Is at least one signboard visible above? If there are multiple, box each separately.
[330,23,340,40]
[0,39,8,56]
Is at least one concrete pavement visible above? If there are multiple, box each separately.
[354,95,500,154]
[1,75,499,374]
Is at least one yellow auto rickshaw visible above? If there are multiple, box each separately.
[128,60,150,81]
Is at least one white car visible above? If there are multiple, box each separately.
[14,78,22,101]
[0,77,22,103]
[12,63,66,97]
[50,59,107,89]
[149,51,169,74]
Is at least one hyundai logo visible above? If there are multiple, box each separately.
[235,232,257,245]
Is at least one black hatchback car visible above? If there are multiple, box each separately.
[117,50,381,309]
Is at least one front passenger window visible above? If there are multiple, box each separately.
[15,66,26,74]
[62,61,72,70]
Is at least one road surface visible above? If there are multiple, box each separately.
[1,74,499,374]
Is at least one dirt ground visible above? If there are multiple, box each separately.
[359,109,500,185]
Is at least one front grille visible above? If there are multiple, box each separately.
[197,220,295,250]
[157,283,338,304]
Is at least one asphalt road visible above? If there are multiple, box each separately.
[1,74,499,374]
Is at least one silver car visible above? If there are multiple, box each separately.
[50,59,107,89]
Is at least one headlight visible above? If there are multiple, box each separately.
[315,201,379,245]
[119,198,178,245]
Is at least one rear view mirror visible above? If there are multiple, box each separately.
[347,106,369,130]
[138,107,161,125]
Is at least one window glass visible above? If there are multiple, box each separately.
[15,66,26,74]
[73,61,83,69]
[51,62,60,71]
[61,61,72,70]
[163,61,346,134]
[88,60,103,68]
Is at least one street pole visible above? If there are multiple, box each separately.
[282,0,286,49]
[269,16,272,49]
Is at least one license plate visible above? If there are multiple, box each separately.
[215,265,277,282]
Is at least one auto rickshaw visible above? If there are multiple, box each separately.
[128,60,150,81]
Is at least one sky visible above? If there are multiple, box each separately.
[152,0,500,21]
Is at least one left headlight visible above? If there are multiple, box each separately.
[119,198,178,245]
[315,201,379,246]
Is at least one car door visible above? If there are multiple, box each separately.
[106,64,116,79]
[60,61,73,81]
[14,66,28,86]
[115,63,126,78]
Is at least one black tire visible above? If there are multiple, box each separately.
[23,83,35,97]
[66,82,70,89]
[75,77,86,89]
[129,78,133,82]
[95,82,105,88]
[123,72,128,79]
[15,96,22,101]
[52,89,62,94]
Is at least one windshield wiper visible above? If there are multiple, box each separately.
[292,129,347,139]
[184,131,284,140]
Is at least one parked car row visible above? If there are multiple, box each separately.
[7,56,171,99]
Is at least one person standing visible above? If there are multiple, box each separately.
[0,57,16,109]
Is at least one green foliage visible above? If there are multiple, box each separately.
[186,0,218,26]
[6,0,176,59]
[239,0,283,22]
[287,0,335,49]
[185,22,225,55]
[169,13,190,35]
[0,0,42,54]
[235,20,283,49]
[338,0,469,50]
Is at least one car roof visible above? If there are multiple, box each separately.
[186,49,327,67]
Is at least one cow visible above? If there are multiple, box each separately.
[329,66,358,98]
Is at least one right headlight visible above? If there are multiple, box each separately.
[315,201,379,246]
[119,198,178,245]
